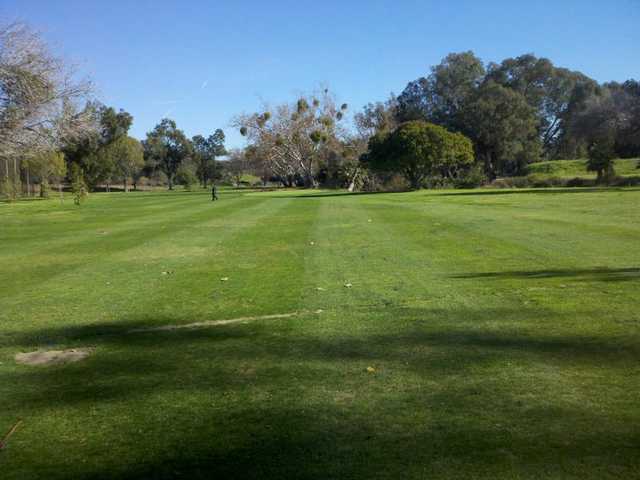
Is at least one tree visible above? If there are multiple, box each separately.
[361,121,474,189]
[224,149,249,186]
[143,119,192,190]
[245,145,273,186]
[63,103,135,190]
[0,21,94,195]
[22,149,66,197]
[192,129,225,187]
[233,89,347,187]
[396,51,485,129]
[486,54,598,157]
[102,136,144,191]
[354,96,399,139]
[566,85,634,182]
[175,162,198,190]
[461,81,540,178]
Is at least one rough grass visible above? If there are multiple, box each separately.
[526,158,639,178]
[1,187,639,479]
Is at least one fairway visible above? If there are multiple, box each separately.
[1,188,639,479]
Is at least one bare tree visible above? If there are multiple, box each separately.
[0,21,95,193]
[232,89,347,187]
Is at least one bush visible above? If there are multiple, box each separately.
[0,178,19,201]
[489,176,531,189]
[565,177,594,187]
[611,175,640,187]
[176,166,198,190]
[382,174,410,192]
[150,171,168,187]
[527,175,565,188]
[71,172,88,205]
[455,166,488,188]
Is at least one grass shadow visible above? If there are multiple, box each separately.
[451,267,640,282]
[437,187,640,197]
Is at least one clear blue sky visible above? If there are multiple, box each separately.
[2,0,638,148]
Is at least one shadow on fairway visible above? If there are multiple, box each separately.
[277,190,404,199]
[4,306,640,479]
[451,267,640,282]
[438,187,640,196]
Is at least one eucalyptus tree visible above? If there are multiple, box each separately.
[486,54,598,157]
[461,81,540,178]
[396,51,485,129]
[192,129,225,187]
[143,119,192,190]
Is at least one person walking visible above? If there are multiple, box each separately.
[211,184,218,201]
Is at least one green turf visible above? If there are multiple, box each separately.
[526,158,639,178]
[1,187,639,479]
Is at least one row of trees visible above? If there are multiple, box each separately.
[61,111,228,195]
[3,19,638,197]
[393,52,639,181]
[231,53,638,190]
[0,21,231,200]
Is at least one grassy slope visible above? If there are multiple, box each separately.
[1,188,639,479]
[526,158,639,178]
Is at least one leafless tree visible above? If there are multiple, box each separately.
[232,89,348,187]
[0,21,95,190]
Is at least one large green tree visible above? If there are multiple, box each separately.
[101,136,144,191]
[192,129,226,187]
[143,119,192,190]
[461,81,540,178]
[486,54,598,157]
[361,121,474,189]
[396,51,485,130]
[64,103,134,190]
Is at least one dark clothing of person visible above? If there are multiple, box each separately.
[211,185,218,201]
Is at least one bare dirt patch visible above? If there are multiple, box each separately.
[15,348,92,366]
[127,312,301,334]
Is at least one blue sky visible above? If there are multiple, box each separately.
[2,0,638,149]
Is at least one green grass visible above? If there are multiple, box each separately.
[1,187,639,479]
[526,158,639,178]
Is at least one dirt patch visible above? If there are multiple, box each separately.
[127,312,301,334]
[15,348,92,366]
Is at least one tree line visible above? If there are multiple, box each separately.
[2,21,639,201]
[232,52,639,190]
[0,22,228,202]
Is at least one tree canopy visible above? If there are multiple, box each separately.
[362,121,474,189]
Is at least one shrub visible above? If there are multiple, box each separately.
[611,175,640,187]
[176,165,198,191]
[0,178,19,201]
[527,175,565,188]
[455,166,488,188]
[565,177,595,187]
[489,176,531,189]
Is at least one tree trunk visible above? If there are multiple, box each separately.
[347,167,360,192]
[26,168,30,196]
[124,178,128,192]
